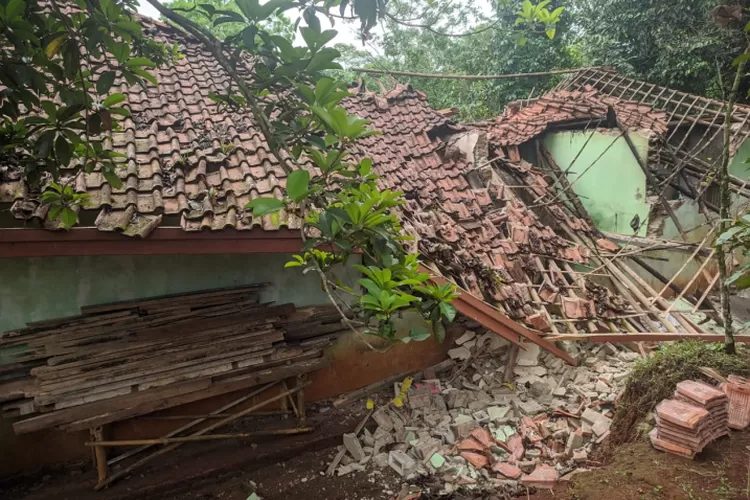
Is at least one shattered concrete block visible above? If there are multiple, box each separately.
[388,450,416,477]
[515,399,544,416]
[516,343,541,367]
[414,437,441,460]
[433,427,456,445]
[343,433,366,461]
[455,330,477,345]
[595,380,609,393]
[552,387,567,397]
[372,408,394,431]
[487,406,511,422]
[453,391,471,409]
[592,418,611,437]
[581,408,605,427]
[514,365,548,377]
[448,346,472,360]
[453,414,479,439]
[408,391,433,410]
[573,448,588,463]
[372,452,389,468]
[565,430,583,456]
[432,394,448,412]
[472,409,490,424]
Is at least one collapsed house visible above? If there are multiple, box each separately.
[0,13,746,490]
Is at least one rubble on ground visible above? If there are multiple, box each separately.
[331,330,642,496]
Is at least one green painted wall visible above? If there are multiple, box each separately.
[0,253,343,333]
[544,130,650,236]
[729,139,750,180]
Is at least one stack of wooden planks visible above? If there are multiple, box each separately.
[0,285,345,434]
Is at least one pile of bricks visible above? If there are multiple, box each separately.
[649,380,728,458]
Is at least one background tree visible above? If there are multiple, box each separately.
[571,0,749,100]
[332,0,576,120]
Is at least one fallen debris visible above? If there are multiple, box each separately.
[330,329,640,495]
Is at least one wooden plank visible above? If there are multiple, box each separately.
[37,349,274,407]
[14,379,211,434]
[0,378,36,403]
[34,327,280,379]
[36,332,282,386]
[80,284,269,315]
[61,358,329,432]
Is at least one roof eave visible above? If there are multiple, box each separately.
[0,227,303,258]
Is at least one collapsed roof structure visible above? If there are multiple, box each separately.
[0,21,740,369]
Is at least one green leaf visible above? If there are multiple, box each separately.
[102,93,126,107]
[6,0,24,19]
[439,302,457,322]
[733,53,750,67]
[60,207,78,228]
[246,197,285,216]
[54,135,73,166]
[45,33,67,58]
[434,321,446,343]
[546,28,556,39]
[408,327,431,342]
[287,169,310,202]
[103,170,123,189]
[716,226,743,246]
[97,71,117,95]
[126,57,156,68]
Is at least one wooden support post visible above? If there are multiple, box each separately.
[296,375,306,428]
[281,380,299,418]
[91,426,109,485]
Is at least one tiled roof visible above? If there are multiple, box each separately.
[479,87,669,147]
[0,17,639,327]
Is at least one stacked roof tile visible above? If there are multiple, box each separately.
[480,87,669,148]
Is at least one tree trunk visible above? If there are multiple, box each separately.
[717,55,747,355]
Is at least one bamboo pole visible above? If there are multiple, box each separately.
[650,231,713,304]
[139,411,291,420]
[87,428,313,447]
[108,381,278,467]
[664,248,716,313]
[692,272,721,313]
[96,382,309,490]
[351,66,601,81]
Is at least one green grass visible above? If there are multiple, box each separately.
[609,341,750,445]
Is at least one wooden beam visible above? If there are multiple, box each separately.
[0,227,303,258]
[544,333,750,343]
[420,265,578,366]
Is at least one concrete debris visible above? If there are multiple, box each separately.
[340,329,639,494]
[343,433,366,461]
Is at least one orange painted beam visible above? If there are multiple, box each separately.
[420,265,578,366]
[545,333,750,343]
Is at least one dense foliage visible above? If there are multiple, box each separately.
[571,0,748,100]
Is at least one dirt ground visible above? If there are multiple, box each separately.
[5,403,750,500]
